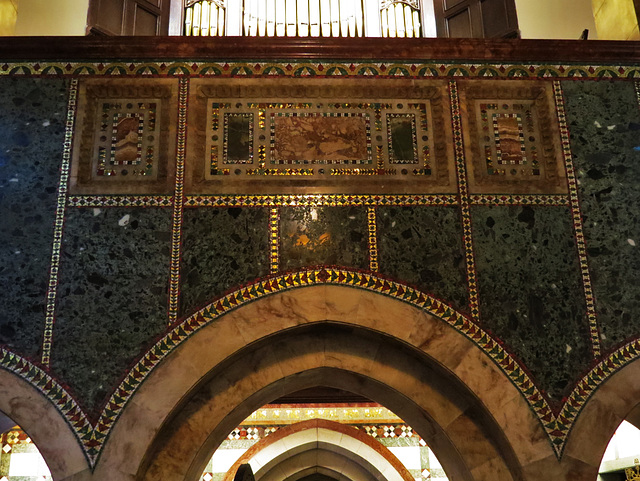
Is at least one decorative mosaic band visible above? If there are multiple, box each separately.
[635,80,640,108]
[5,270,640,465]
[1,61,639,79]
[367,207,379,272]
[184,194,459,208]
[269,208,280,274]
[41,79,78,367]
[168,78,189,324]
[449,80,480,322]
[553,81,601,358]
[67,195,174,208]
[468,194,570,206]
[226,423,418,441]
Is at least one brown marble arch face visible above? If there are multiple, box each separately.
[186,78,456,195]
[458,80,568,195]
[70,79,178,195]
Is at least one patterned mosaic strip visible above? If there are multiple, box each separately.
[67,195,173,207]
[184,194,459,208]
[168,78,189,324]
[449,80,480,322]
[553,81,601,358]
[4,269,640,465]
[635,80,640,108]
[244,405,401,424]
[269,208,280,274]
[468,194,570,206]
[367,207,379,272]
[225,423,416,441]
[41,79,78,367]
[1,61,639,79]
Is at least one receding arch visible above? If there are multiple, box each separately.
[91,285,554,481]
[222,419,414,481]
[0,365,89,480]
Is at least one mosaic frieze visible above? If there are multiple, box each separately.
[187,78,454,194]
[70,79,178,194]
[459,81,567,194]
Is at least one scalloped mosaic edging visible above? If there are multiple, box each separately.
[1,269,640,466]
[1,61,640,79]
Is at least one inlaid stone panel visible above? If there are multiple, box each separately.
[70,79,179,194]
[187,78,455,194]
[459,80,567,194]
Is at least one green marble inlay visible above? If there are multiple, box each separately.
[0,78,69,359]
[181,207,270,316]
[472,205,591,401]
[280,206,368,270]
[51,207,171,413]
[562,79,640,351]
[377,206,468,314]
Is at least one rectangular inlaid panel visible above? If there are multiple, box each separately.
[187,78,455,195]
[70,79,179,194]
[458,80,567,194]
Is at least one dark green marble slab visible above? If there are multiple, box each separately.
[562,80,640,351]
[51,207,171,413]
[180,207,270,316]
[377,206,468,314]
[280,206,368,271]
[0,78,69,358]
[472,205,591,401]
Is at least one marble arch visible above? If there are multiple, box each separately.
[222,419,414,481]
[29,284,637,481]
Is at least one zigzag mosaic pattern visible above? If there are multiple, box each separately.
[2,61,640,79]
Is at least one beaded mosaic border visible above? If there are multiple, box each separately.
[168,78,189,324]
[553,80,601,358]
[1,61,640,79]
[449,81,480,322]
[2,271,640,466]
[41,79,78,367]
[367,207,379,272]
[269,208,280,274]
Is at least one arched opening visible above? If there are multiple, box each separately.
[0,413,52,480]
[597,416,640,480]
[134,322,523,481]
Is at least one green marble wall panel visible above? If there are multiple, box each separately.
[472,205,591,401]
[51,207,171,413]
[0,78,68,358]
[280,207,369,271]
[180,207,270,316]
[377,206,468,314]
[562,80,640,351]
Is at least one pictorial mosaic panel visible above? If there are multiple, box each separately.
[458,81,567,194]
[187,78,455,194]
[70,79,178,194]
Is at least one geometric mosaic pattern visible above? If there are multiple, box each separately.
[1,62,640,471]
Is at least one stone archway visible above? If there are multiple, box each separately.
[222,419,415,481]
[89,284,612,481]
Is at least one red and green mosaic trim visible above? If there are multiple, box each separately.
[41,79,78,367]
[1,61,640,79]
[3,270,640,465]
[168,78,189,324]
[449,80,480,322]
[553,80,601,358]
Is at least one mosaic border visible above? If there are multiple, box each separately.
[553,80,601,358]
[168,78,189,324]
[41,79,78,367]
[184,194,459,207]
[367,207,379,272]
[449,80,480,322]
[1,61,640,79]
[67,195,174,207]
[269,208,280,274]
[468,194,570,206]
[4,270,640,465]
